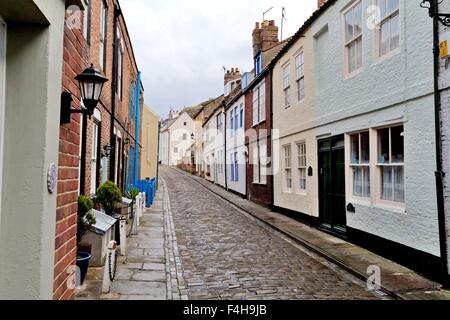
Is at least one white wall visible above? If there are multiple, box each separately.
[168,112,195,166]
[226,95,246,195]
[203,108,226,187]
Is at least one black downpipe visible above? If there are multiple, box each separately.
[156,121,161,189]
[79,113,88,195]
[109,4,121,182]
[269,69,275,210]
[431,1,449,282]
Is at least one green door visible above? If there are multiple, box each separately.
[318,136,347,234]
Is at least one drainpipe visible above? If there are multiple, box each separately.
[269,69,275,210]
[156,121,161,189]
[431,1,449,281]
[79,113,88,195]
[109,3,121,181]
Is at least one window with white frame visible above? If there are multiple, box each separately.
[297,142,307,191]
[230,109,234,136]
[295,52,305,101]
[252,143,259,183]
[174,147,178,154]
[117,39,124,100]
[284,145,292,191]
[234,107,239,134]
[216,113,222,132]
[344,1,362,75]
[378,0,400,57]
[82,0,91,44]
[283,64,291,107]
[182,133,187,141]
[378,125,404,203]
[260,140,267,185]
[230,153,235,181]
[252,82,266,126]
[240,105,244,128]
[350,132,370,198]
[99,0,107,71]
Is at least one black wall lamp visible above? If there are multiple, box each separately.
[61,64,108,124]
[421,0,450,26]
[102,145,114,158]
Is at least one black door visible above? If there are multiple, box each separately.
[318,136,347,234]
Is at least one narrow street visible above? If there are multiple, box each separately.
[160,166,385,300]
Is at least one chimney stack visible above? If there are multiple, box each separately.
[252,20,279,58]
[224,68,241,86]
[318,0,328,8]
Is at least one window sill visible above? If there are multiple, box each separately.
[344,67,363,80]
[283,189,293,194]
[374,47,401,65]
[295,191,307,196]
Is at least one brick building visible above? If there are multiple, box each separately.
[54,0,144,300]
[244,20,288,207]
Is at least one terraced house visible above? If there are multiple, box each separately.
[271,0,443,279]
[0,0,144,300]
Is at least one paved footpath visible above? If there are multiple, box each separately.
[77,180,186,300]
[160,166,386,300]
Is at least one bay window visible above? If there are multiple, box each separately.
[344,1,362,75]
[378,0,400,57]
[350,132,370,198]
[378,125,404,203]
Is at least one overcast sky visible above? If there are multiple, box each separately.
[120,0,318,118]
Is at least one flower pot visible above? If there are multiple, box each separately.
[76,251,92,285]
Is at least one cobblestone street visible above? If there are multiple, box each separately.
[160,166,385,300]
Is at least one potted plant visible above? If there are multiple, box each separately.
[96,181,122,216]
[124,187,140,218]
[76,195,96,285]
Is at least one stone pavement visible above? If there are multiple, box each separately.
[160,166,386,300]
[171,167,450,300]
[76,181,187,300]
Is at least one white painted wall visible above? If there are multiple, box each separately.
[203,108,226,188]
[309,0,438,256]
[168,112,195,166]
[226,95,246,196]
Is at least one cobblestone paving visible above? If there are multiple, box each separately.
[161,166,385,300]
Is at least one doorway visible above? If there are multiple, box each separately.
[318,135,347,234]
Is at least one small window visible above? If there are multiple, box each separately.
[240,105,244,128]
[284,145,292,191]
[378,0,400,57]
[99,0,108,71]
[283,65,291,107]
[350,132,370,198]
[182,133,187,141]
[295,52,305,101]
[378,125,404,203]
[234,107,239,134]
[174,147,178,154]
[297,142,307,191]
[344,2,363,75]
[82,0,91,44]
[184,122,187,126]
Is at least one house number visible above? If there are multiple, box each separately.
[47,163,58,194]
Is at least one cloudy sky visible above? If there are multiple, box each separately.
[120,0,318,118]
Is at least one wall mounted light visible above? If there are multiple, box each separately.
[102,145,113,158]
[61,64,108,124]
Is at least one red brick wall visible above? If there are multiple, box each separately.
[244,73,273,207]
[54,7,91,300]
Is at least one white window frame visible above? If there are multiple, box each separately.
[376,125,405,207]
[82,0,90,42]
[376,0,400,60]
[348,131,371,201]
[283,64,291,108]
[295,52,305,102]
[99,0,107,71]
[252,81,266,126]
[343,1,363,77]
[284,144,292,192]
[117,38,124,101]
[297,142,307,193]
[252,143,260,184]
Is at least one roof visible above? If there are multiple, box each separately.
[202,95,225,126]
[224,86,243,110]
[183,105,204,119]
[271,0,337,67]
[90,209,117,236]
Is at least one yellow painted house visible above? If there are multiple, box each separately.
[141,105,160,181]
